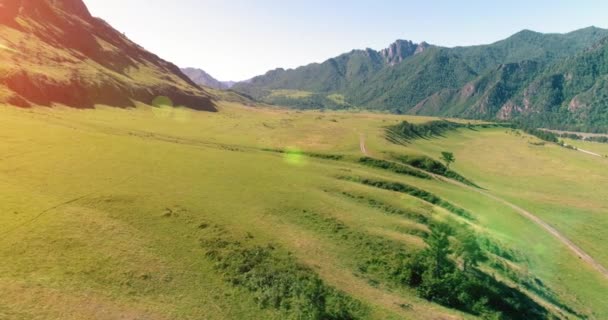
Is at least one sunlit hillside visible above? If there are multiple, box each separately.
[1,102,607,319]
[0,0,214,110]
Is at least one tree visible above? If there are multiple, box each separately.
[457,231,484,273]
[441,152,455,169]
[424,223,454,278]
[417,223,456,303]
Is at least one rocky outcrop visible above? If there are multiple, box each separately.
[380,40,431,66]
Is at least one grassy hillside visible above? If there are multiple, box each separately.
[0,0,214,110]
[1,101,607,319]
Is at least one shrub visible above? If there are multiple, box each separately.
[358,157,431,180]
[201,232,368,319]
[390,154,480,188]
[387,120,463,141]
[341,176,475,220]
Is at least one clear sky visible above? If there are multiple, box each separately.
[84,0,608,81]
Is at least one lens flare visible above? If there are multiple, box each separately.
[284,147,306,166]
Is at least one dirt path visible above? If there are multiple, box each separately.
[447,178,608,279]
[562,143,603,158]
[575,147,602,158]
[359,136,608,279]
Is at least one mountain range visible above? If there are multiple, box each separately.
[180,67,236,90]
[0,0,215,111]
[234,27,608,131]
[1,0,607,131]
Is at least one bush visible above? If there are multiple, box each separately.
[339,191,430,224]
[390,153,480,188]
[358,157,431,180]
[387,120,463,141]
[201,232,368,319]
[273,207,554,319]
[409,223,549,319]
[341,176,476,220]
[586,136,608,143]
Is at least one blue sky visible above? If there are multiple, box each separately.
[84,0,608,81]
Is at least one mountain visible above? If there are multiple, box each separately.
[0,0,215,110]
[233,27,608,129]
[181,67,235,90]
[412,31,608,131]
[502,37,608,131]
[234,40,429,103]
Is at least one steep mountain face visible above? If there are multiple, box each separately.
[503,38,608,130]
[233,27,608,129]
[0,0,215,110]
[351,47,479,108]
[412,60,543,118]
[413,36,608,131]
[181,67,234,90]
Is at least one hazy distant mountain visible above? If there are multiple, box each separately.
[181,68,235,90]
[0,0,215,110]
[234,27,608,130]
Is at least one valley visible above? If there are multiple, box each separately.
[2,1,608,319]
[1,102,607,319]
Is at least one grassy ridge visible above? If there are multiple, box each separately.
[357,157,432,180]
[200,222,369,319]
[341,176,476,221]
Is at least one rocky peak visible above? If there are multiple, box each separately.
[415,41,430,55]
[379,39,430,66]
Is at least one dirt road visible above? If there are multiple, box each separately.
[575,147,602,158]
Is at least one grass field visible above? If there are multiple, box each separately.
[1,102,607,319]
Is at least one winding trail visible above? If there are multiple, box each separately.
[359,135,608,279]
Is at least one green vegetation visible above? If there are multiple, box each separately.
[409,223,547,319]
[341,176,475,221]
[357,157,432,180]
[386,120,464,142]
[233,27,608,130]
[0,102,606,319]
[586,136,608,143]
[337,191,430,224]
[519,125,559,143]
[440,152,455,169]
[389,153,479,188]
[200,224,369,320]
[3,1,608,319]
[278,206,547,319]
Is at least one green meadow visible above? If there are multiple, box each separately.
[1,102,607,319]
